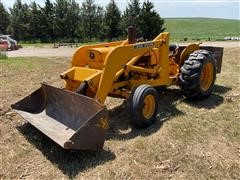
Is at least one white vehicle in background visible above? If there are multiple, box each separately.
[0,35,18,50]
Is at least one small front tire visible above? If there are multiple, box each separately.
[76,82,88,95]
[76,82,95,98]
[129,84,159,128]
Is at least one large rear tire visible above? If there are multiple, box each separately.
[179,50,216,99]
[129,84,159,128]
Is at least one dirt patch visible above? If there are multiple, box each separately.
[0,47,240,179]
[6,41,240,58]
[7,47,76,58]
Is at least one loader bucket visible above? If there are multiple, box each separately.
[11,83,108,150]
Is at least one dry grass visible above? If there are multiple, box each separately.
[0,48,240,179]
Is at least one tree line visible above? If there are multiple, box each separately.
[0,0,165,43]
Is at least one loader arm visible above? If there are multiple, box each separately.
[96,33,170,104]
[72,41,125,67]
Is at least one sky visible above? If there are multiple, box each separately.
[1,0,240,20]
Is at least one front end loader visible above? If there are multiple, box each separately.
[12,28,223,150]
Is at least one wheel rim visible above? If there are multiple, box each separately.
[143,94,155,119]
[200,63,214,91]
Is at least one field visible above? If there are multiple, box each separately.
[17,18,240,48]
[165,18,240,42]
[0,44,240,179]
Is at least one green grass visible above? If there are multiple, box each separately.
[20,43,54,48]
[0,51,8,59]
[164,18,240,42]
[0,57,36,72]
[17,18,240,47]
[20,41,101,48]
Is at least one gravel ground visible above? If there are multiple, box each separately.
[6,41,239,57]
[7,46,76,58]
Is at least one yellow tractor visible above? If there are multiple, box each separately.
[12,28,223,150]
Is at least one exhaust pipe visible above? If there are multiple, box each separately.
[128,26,136,44]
